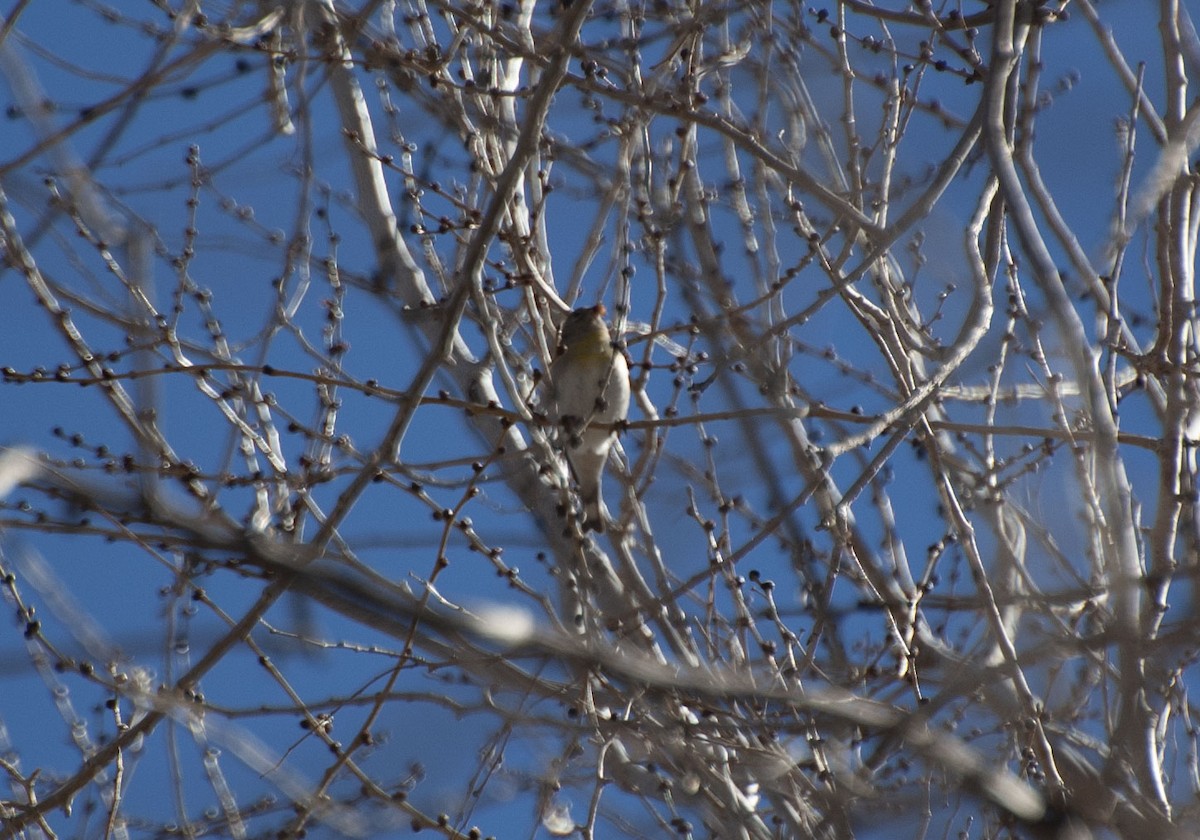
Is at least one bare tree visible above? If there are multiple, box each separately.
[1,0,1198,837]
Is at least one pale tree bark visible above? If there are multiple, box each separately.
[1,1,1198,838]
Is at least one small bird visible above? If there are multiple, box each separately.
[548,305,630,532]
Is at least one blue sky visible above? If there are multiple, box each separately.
[0,1,1193,837]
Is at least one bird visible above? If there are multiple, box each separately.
[548,304,630,532]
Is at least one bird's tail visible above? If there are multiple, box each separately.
[581,493,608,532]
[569,444,610,532]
